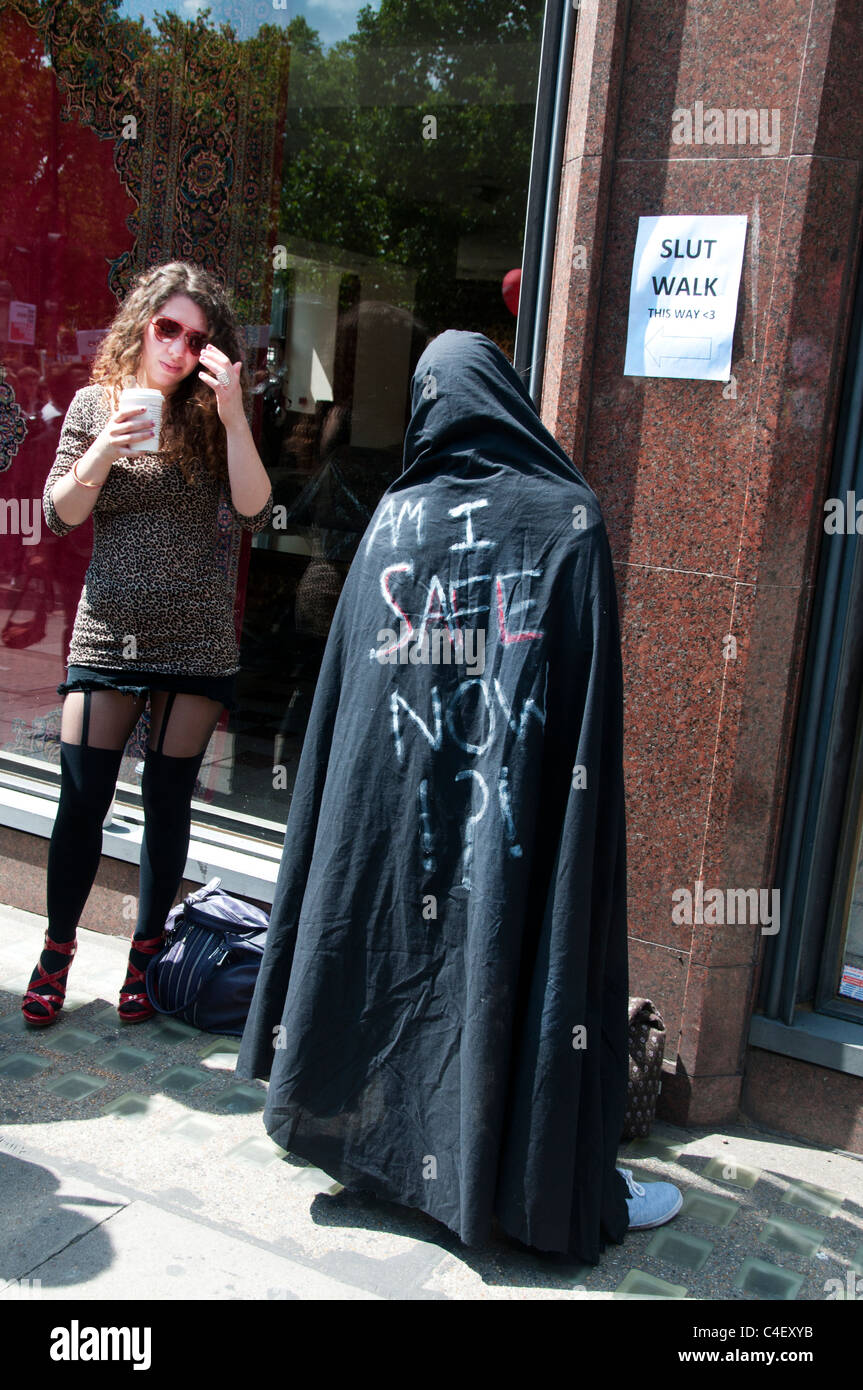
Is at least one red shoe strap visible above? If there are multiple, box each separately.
[128,934,165,956]
[23,987,63,1010]
[43,935,77,957]
[30,957,74,991]
[121,961,145,988]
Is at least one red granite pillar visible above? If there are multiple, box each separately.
[543,0,863,1123]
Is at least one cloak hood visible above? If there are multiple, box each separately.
[398,329,588,489]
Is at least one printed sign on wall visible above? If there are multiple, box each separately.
[623,214,748,381]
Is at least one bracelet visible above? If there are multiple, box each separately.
[72,459,103,489]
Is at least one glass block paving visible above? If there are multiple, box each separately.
[646,1228,714,1272]
[288,1166,344,1196]
[89,1005,128,1030]
[199,1039,240,1070]
[759,1216,825,1257]
[45,1072,108,1101]
[734,1257,804,1300]
[0,1013,42,1038]
[225,1136,289,1168]
[146,1017,201,1043]
[154,1065,208,1095]
[680,1189,739,1227]
[704,1156,761,1188]
[0,1053,51,1080]
[623,1137,685,1162]
[96,1046,156,1075]
[614,1269,688,1298]
[212,1084,266,1115]
[163,1115,223,1145]
[102,1093,158,1119]
[781,1179,845,1217]
[43,1027,101,1056]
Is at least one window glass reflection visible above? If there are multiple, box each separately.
[1,0,545,831]
[837,785,863,1004]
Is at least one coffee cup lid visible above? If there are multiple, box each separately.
[120,386,163,401]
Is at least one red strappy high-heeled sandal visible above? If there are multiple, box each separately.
[21,935,77,1027]
[117,933,165,1023]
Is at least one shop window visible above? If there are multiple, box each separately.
[759,244,863,1038]
[0,0,546,834]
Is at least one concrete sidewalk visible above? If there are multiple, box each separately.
[1,900,862,1301]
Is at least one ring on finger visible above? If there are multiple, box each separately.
[216,368,232,386]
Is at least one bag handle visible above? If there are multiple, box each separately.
[184,876,222,908]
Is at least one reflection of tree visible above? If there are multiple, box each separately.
[279,0,543,336]
[2,0,292,322]
[3,0,540,339]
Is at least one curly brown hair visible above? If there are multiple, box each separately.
[91,261,250,484]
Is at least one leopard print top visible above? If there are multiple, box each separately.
[42,385,273,677]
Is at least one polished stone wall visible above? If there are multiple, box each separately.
[543,0,863,1125]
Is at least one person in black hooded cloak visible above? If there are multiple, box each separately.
[237,329,639,1261]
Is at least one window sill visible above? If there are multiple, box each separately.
[748,1008,863,1079]
[0,771,280,905]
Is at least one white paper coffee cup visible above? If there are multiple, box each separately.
[119,386,163,453]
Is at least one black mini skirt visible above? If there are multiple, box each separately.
[58,664,239,714]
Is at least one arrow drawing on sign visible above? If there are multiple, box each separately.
[645,322,713,367]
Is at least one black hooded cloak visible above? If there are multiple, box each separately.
[237,330,631,1260]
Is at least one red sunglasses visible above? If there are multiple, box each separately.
[149,316,209,357]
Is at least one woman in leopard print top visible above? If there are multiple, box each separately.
[43,384,271,674]
[23,261,273,1029]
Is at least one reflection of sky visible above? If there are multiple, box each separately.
[117,0,380,47]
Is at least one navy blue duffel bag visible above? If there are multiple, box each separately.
[145,877,269,1036]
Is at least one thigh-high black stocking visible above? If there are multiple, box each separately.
[24,688,145,1020]
[119,691,223,1019]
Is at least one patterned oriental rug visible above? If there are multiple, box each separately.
[1,0,290,790]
